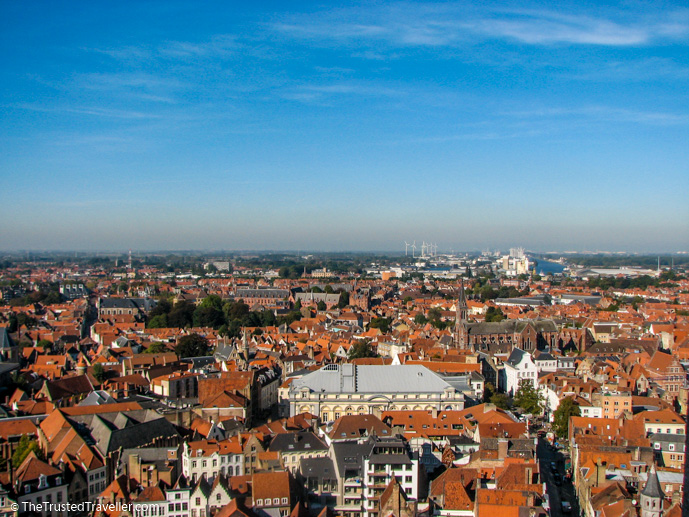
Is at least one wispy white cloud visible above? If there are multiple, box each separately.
[278,81,404,105]
[12,103,159,120]
[504,105,689,125]
[270,3,689,49]
[569,57,689,81]
[91,34,239,62]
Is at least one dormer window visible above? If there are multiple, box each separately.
[38,474,48,489]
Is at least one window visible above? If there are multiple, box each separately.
[282,498,288,505]
[256,499,262,507]
[274,498,280,505]
[217,493,222,501]
[196,498,201,506]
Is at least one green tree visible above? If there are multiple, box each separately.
[167,301,196,328]
[324,285,334,294]
[490,392,511,410]
[553,397,580,438]
[485,306,505,322]
[260,309,277,327]
[317,300,327,311]
[199,294,223,310]
[484,382,497,402]
[175,333,211,358]
[348,339,377,359]
[337,292,349,309]
[193,305,225,328]
[427,307,442,321]
[12,435,42,468]
[147,314,168,328]
[149,299,173,319]
[144,342,168,354]
[92,363,106,383]
[414,313,428,325]
[369,317,391,334]
[224,300,250,322]
[513,379,544,415]
[37,339,52,351]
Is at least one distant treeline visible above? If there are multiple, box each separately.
[536,254,689,268]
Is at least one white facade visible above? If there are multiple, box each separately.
[133,500,167,517]
[289,365,464,421]
[363,456,419,517]
[166,486,191,517]
[17,482,69,517]
[503,349,538,395]
[87,466,108,501]
[182,441,245,483]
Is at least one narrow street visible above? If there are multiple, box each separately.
[537,437,580,517]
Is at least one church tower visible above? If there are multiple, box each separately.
[640,464,664,517]
[454,279,469,349]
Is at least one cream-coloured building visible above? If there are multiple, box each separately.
[288,364,464,422]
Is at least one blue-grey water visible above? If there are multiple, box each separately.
[534,258,566,275]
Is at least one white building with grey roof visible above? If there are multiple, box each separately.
[288,364,464,422]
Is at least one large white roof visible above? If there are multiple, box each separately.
[291,364,454,394]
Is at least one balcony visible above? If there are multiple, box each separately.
[334,504,363,512]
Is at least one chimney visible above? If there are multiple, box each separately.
[595,459,607,487]
[498,439,508,459]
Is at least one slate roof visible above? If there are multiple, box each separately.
[100,297,158,311]
[300,456,337,481]
[73,410,180,455]
[505,348,528,368]
[268,431,327,454]
[640,465,664,499]
[331,440,375,478]
[44,374,94,400]
[291,364,453,394]
[467,319,557,335]
[0,328,15,349]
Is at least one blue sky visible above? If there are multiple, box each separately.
[1,1,688,252]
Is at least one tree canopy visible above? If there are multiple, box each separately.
[348,340,377,359]
[176,333,211,358]
[513,379,544,415]
[553,397,580,438]
[12,435,43,468]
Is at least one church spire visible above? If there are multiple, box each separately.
[640,463,665,517]
[455,279,468,349]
